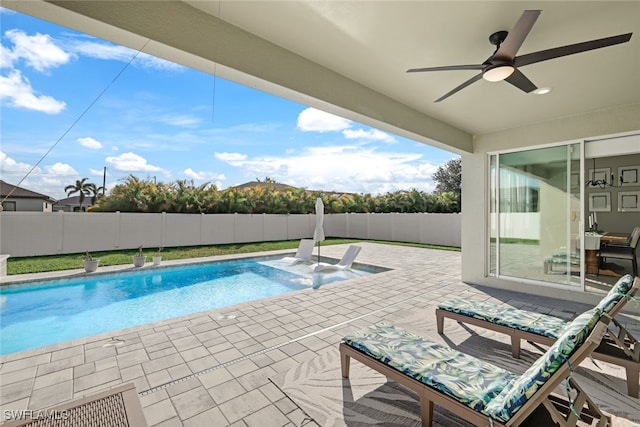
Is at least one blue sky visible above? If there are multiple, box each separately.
[0,7,457,200]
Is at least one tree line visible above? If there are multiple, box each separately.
[76,159,462,214]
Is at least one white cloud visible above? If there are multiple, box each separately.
[44,162,78,176]
[3,29,71,72]
[342,128,396,143]
[77,137,103,150]
[0,69,66,113]
[215,145,439,194]
[66,39,132,62]
[65,37,183,71]
[160,114,201,127]
[0,150,37,174]
[297,107,351,132]
[0,44,13,68]
[297,108,396,144]
[0,152,82,198]
[183,168,226,182]
[215,152,248,164]
[105,152,164,173]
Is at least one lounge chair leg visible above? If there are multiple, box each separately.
[541,378,611,427]
[341,351,350,378]
[625,365,639,398]
[510,335,521,358]
[436,310,444,334]
[419,394,433,427]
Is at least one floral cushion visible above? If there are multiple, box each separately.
[438,298,566,339]
[483,308,601,422]
[342,322,516,412]
[545,256,579,265]
[595,274,634,314]
[438,273,633,341]
[551,252,581,260]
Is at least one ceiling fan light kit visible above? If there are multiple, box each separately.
[407,9,632,102]
[483,64,515,82]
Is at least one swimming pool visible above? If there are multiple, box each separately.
[0,256,378,355]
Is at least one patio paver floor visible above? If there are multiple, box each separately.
[1,243,638,426]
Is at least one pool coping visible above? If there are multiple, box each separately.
[0,248,391,289]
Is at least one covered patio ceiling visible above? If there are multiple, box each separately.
[5,1,640,154]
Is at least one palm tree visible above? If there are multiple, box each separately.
[88,183,106,205]
[64,178,94,211]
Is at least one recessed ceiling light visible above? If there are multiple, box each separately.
[533,87,552,95]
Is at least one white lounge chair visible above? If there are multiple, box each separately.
[314,245,361,272]
[280,239,315,265]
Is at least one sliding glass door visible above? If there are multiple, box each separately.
[489,143,582,287]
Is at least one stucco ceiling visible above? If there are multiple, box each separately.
[5,1,640,153]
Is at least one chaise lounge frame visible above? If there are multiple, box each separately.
[340,318,611,427]
[436,276,640,397]
[2,382,147,427]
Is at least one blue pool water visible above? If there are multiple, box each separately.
[0,257,376,355]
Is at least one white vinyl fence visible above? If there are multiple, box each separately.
[0,212,461,257]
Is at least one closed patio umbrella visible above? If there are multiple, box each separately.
[313,197,325,265]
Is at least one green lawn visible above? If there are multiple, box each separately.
[6,239,459,275]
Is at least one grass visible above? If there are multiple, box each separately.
[6,239,459,275]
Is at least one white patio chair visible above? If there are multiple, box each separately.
[314,245,361,272]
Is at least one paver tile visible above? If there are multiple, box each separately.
[73,366,120,392]
[183,407,229,427]
[207,378,246,404]
[198,367,233,389]
[143,397,178,426]
[170,386,216,420]
[217,389,270,424]
[243,404,290,427]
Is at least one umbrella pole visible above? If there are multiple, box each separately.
[317,241,320,265]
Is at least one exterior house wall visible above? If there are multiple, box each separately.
[1,198,52,212]
[462,103,640,306]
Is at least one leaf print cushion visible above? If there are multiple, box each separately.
[342,322,517,413]
[438,273,633,341]
[483,308,601,422]
[594,274,634,314]
[438,298,567,339]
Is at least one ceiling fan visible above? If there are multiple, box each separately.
[407,10,632,102]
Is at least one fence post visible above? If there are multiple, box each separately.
[161,212,166,247]
[58,210,64,253]
[115,211,121,248]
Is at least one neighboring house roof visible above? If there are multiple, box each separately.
[0,180,56,202]
[55,195,93,208]
[232,181,356,197]
[232,181,299,191]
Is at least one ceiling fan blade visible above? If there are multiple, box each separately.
[515,33,632,67]
[407,64,483,73]
[494,10,541,61]
[504,69,537,93]
[435,73,483,102]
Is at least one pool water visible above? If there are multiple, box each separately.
[0,257,376,355]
